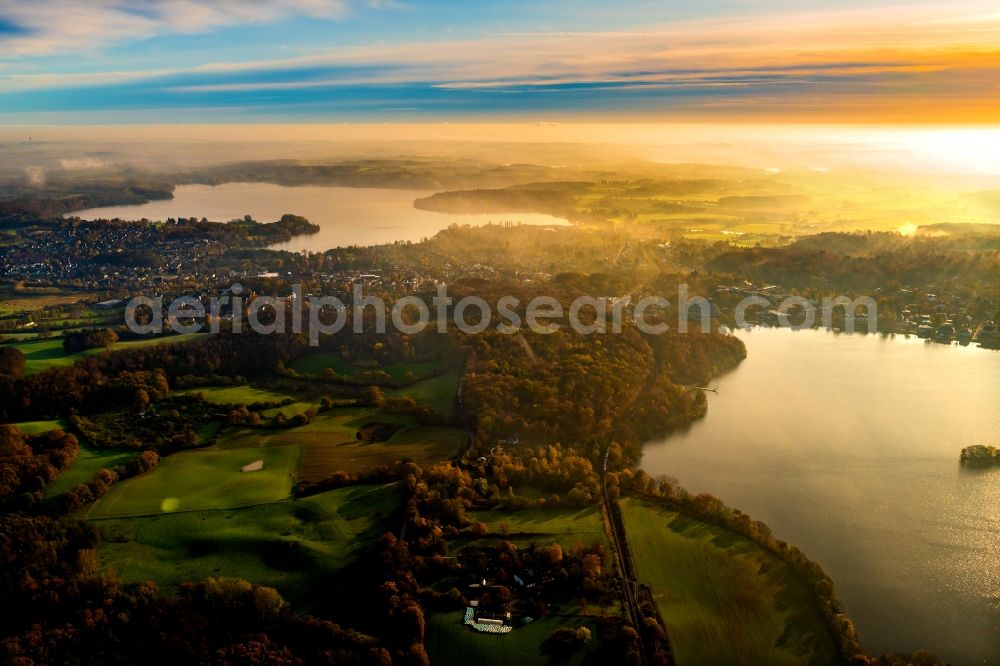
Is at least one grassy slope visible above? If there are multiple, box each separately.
[218,408,394,450]
[0,333,43,342]
[7,338,79,374]
[386,369,460,417]
[176,385,293,406]
[97,484,399,602]
[426,611,605,666]
[175,385,322,419]
[89,444,299,518]
[14,419,69,434]
[7,333,204,375]
[260,401,318,418]
[218,409,466,480]
[619,497,837,666]
[294,421,466,480]
[45,446,138,498]
[466,505,610,551]
[0,292,104,309]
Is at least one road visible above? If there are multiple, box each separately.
[602,444,651,666]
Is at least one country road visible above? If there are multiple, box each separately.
[602,444,651,666]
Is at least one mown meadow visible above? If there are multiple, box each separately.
[33,354,466,607]
[619,497,838,665]
[97,484,400,603]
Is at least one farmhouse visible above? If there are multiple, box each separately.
[463,581,513,634]
[463,605,513,634]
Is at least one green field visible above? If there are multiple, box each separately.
[294,421,465,480]
[217,408,466,480]
[386,370,460,417]
[97,484,399,601]
[6,338,80,374]
[427,611,604,666]
[89,444,299,518]
[196,420,223,444]
[109,333,205,351]
[0,291,103,309]
[5,333,205,375]
[45,446,138,498]
[218,408,380,450]
[0,332,41,342]
[619,498,837,666]
[177,384,294,406]
[466,505,610,550]
[14,419,69,434]
[176,384,326,419]
[261,401,318,418]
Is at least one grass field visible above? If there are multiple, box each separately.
[5,333,205,375]
[0,291,102,309]
[426,611,605,666]
[45,446,138,498]
[619,498,837,666]
[14,419,69,434]
[96,484,399,601]
[177,385,294,406]
[295,423,466,480]
[7,337,81,374]
[89,444,299,518]
[217,408,466,480]
[195,420,223,444]
[0,332,41,342]
[218,408,377,450]
[386,369,460,417]
[261,401,318,418]
[466,505,610,550]
[176,384,326,419]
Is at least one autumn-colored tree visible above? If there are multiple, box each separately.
[0,348,25,378]
[364,386,386,408]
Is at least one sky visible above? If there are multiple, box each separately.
[0,0,999,124]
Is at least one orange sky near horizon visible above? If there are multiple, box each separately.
[1,1,999,125]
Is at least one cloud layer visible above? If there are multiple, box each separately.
[0,0,349,55]
[1,0,998,122]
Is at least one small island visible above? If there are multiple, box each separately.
[959,445,1000,466]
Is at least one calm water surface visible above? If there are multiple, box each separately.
[71,183,569,251]
[641,327,1000,663]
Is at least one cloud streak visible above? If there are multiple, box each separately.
[1,0,998,122]
[0,0,350,56]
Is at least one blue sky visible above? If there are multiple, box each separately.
[1,0,998,123]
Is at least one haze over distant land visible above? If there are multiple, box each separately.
[4,124,1000,180]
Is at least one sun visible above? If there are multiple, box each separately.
[881,127,1000,175]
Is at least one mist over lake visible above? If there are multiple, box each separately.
[70,183,570,251]
[640,327,1000,663]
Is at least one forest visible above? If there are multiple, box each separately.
[0,153,986,665]
[0,276,755,664]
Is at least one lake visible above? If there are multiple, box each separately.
[70,183,570,251]
[640,327,1000,663]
